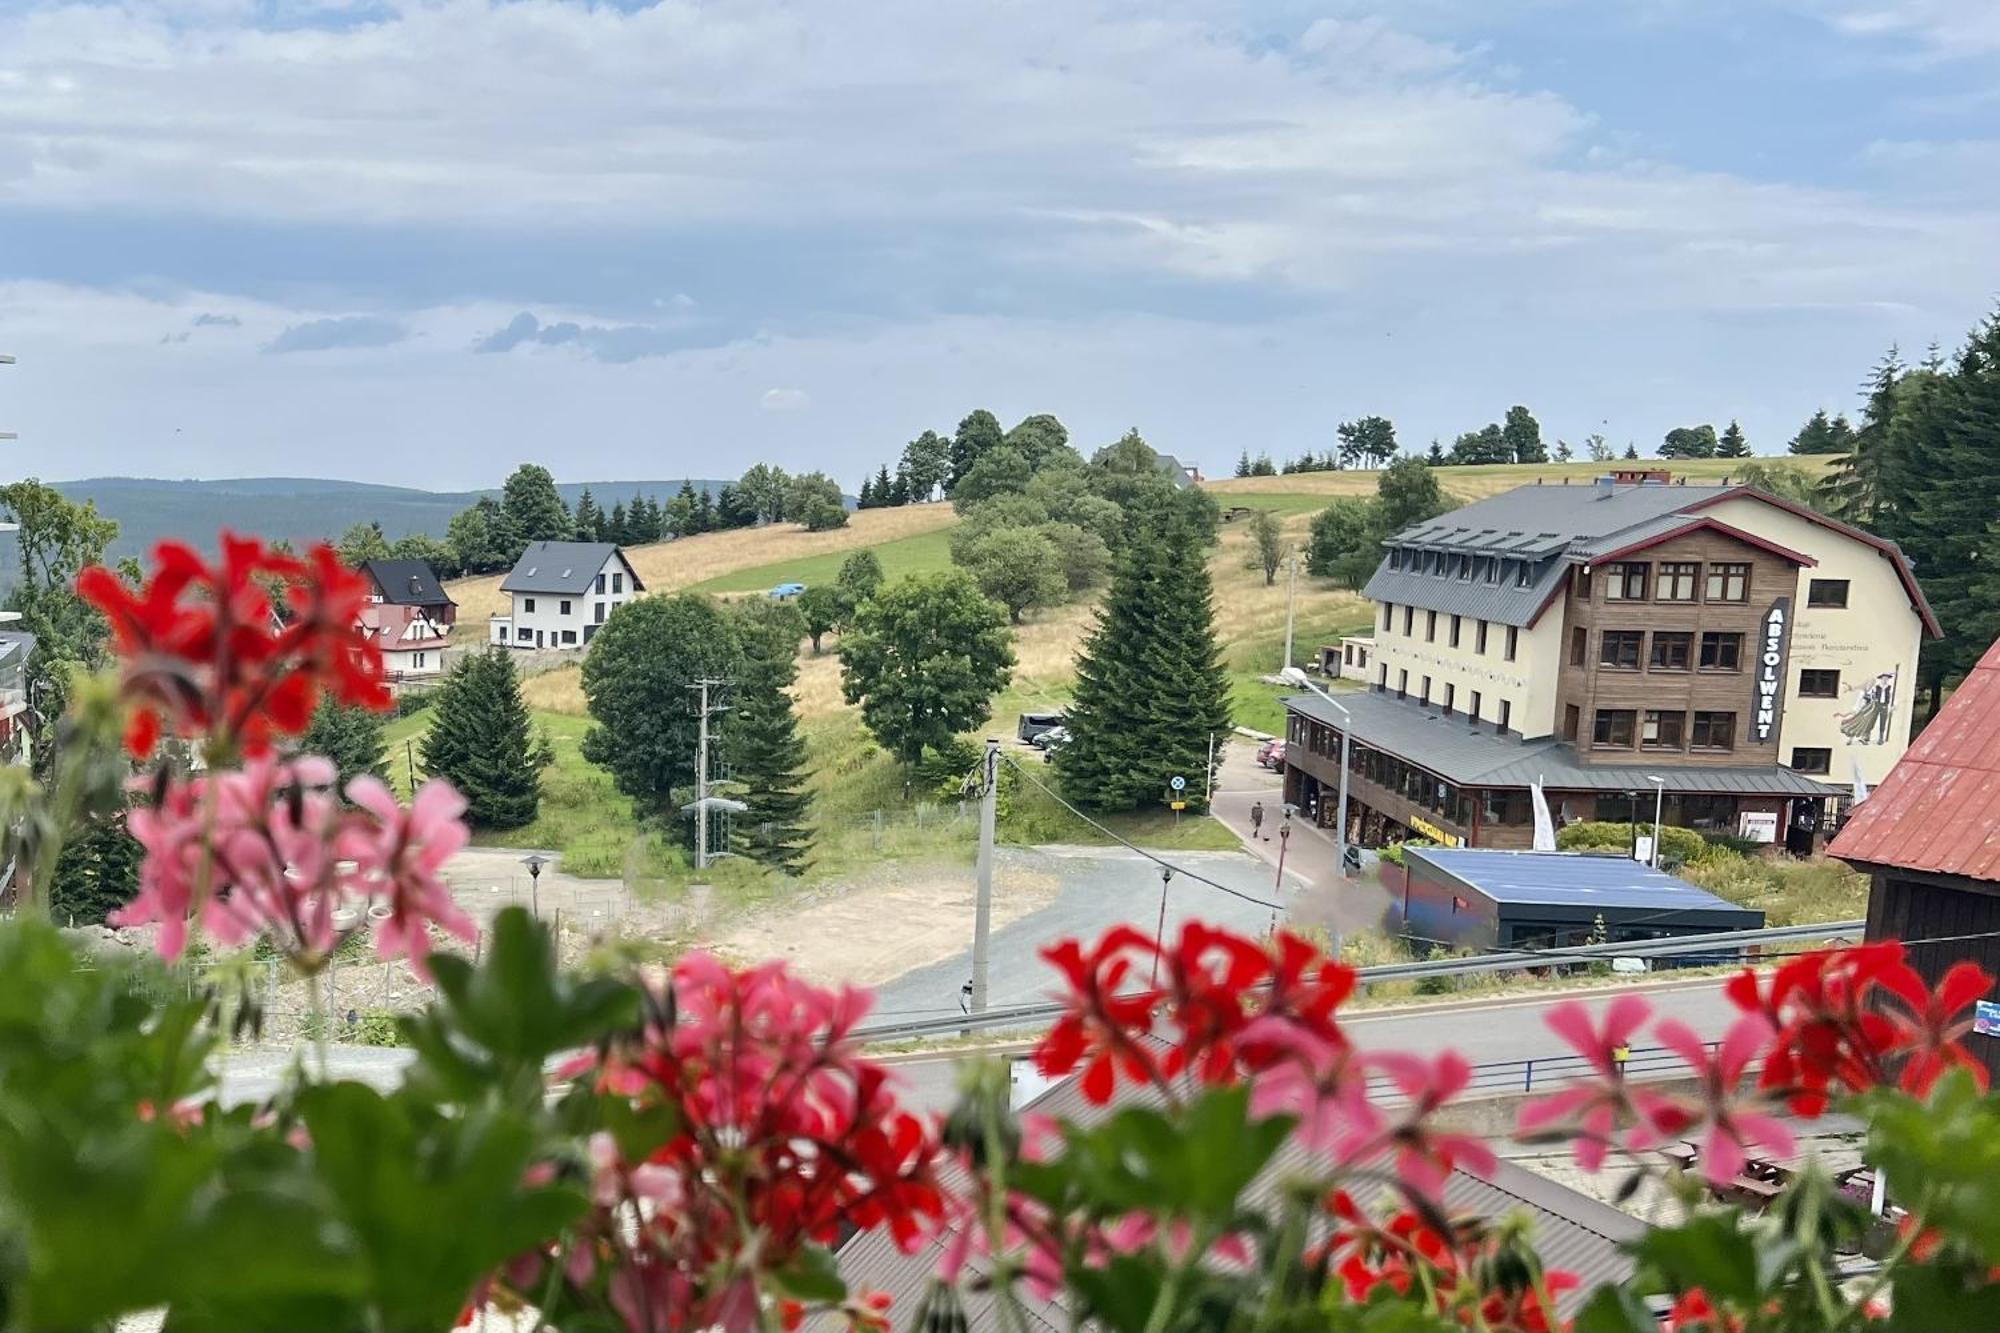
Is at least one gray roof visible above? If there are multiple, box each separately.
[1285,689,1836,796]
[831,1049,1641,1325]
[498,541,640,595]
[1365,481,1746,628]
[358,558,453,607]
[1407,848,1761,917]
[0,630,36,666]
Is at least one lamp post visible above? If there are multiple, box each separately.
[1278,667,1350,880]
[1646,775,1666,868]
[521,852,550,919]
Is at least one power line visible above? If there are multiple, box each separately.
[1000,753,1283,911]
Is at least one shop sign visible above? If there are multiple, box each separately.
[1408,815,1463,848]
[1738,811,1779,844]
[1751,598,1792,744]
[1976,1001,2000,1039]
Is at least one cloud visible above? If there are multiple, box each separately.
[191,312,241,327]
[1793,1,2000,56]
[760,388,810,412]
[264,315,407,354]
[472,310,719,363]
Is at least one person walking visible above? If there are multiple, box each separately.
[1250,800,1266,841]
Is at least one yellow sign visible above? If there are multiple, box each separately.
[1408,815,1463,848]
[1169,800,1187,811]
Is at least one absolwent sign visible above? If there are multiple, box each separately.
[1751,597,1792,744]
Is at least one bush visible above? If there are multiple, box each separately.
[1556,820,1706,866]
[1376,838,1435,868]
[349,1009,405,1047]
[1680,850,1869,926]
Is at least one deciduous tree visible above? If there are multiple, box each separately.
[1502,405,1547,463]
[1660,424,1719,458]
[580,595,742,820]
[949,409,1005,490]
[838,571,1013,769]
[1248,509,1285,586]
[899,430,950,502]
[796,584,843,655]
[500,463,573,543]
[960,525,1066,623]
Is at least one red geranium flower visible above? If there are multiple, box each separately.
[78,533,386,759]
[1033,926,1163,1103]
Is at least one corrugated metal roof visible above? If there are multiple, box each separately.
[1829,635,2000,881]
[1284,690,1838,797]
[830,1052,1641,1325]
[1362,555,1568,629]
[1407,848,1762,917]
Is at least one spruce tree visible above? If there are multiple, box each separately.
[890,466,912,506]
[873,463,894,506]
[1717,420,1751,458]
[573,488,604,541]
[607,501,629,545]
[1055,489,1231,811]
[421,650,541,829]
[49,812,141,927]
[857,474,877,510]
[1235,450,1253,478]
[726,601,813,873]
[296,697,389,791]
[694,487,717,532]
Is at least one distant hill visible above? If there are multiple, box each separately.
[49,476,737,563]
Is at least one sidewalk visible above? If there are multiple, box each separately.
[1209,743,1393,942]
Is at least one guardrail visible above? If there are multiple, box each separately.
[857,918,1865,1044]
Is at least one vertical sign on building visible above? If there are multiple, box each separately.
[1751,597,1792,744]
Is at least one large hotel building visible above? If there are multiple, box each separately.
[1282,471,1937,854]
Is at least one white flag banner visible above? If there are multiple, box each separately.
[1531,776,1558,851]
[1851,755,1870,807]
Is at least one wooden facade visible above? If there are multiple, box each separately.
[1862,868,2000,1084]
[1555,528,1803,770]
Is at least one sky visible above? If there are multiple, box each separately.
[0,0,1996,489]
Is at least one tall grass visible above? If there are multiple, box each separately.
[1680,851,1868,926]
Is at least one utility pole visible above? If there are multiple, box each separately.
[970,737,999,1015]
[0,353,14,444]
[689,678,729,870]
[1282,545,1299,672]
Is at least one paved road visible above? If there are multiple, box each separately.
[1209,740,1395,942]
[214,1044,415,1105]
[867,844,1287,1024]
[881,975,1746,1114]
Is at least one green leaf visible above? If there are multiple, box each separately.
[1569,1284,1657,1333]
[768,1244,846,1305]
[1630,1212,1760,1306]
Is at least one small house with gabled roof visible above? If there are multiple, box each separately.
[355,558,455,686]
[488,541,643,650]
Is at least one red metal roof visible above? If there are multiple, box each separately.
[1830,635,2000,881]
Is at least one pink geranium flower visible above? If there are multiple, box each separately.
[1654,1016,1794,1185]
[1516,994,1653,1172]
[341,775,475,978]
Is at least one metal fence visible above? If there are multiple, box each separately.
[854,919,1867,1044]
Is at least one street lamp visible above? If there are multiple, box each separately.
[521,852,551,918]
[1645,776,1666,868]
[1278,667,1351,879]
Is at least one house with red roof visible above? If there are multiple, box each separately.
[1830,634,2000,1079]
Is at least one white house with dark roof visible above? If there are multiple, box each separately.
[488,541,644,650]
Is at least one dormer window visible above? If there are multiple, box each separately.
[1515,561,1533,588]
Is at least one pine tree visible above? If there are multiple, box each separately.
[421,650,542,828]
[890,466,912,506]
[574,488,604,541]
[1622,442,1640,460]
[1717,420,1750,458]
[873,463,894,507]
[667,480,699,537]
[726,602,813,873]
[1425,440,1446,466]
[1234,450,1252,478]
[1055,490,1231,811]
[857,474,877,510]
[694,487,717,532]
[607,501,629,545]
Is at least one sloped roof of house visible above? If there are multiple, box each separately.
[498,542,642,596]
[1363,481,1936,634]
[1829,634,2000,882]
[359,558,454,607]
[829,1052,1642,1326]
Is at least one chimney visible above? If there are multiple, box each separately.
[1594,475,1616,500]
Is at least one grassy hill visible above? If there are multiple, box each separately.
[49,475,738,563]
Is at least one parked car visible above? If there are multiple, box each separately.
[1031,725,1071,753]
[1255,738,1287,771]
[769,582,806,600]
[1017,710,1066,744]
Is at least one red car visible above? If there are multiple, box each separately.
[1255,738,1287,771]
